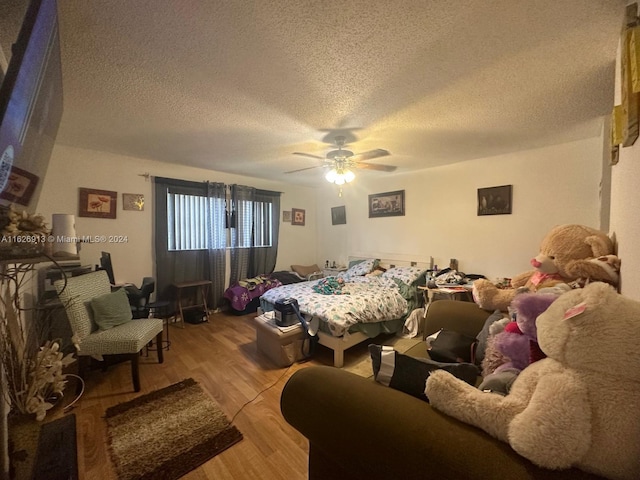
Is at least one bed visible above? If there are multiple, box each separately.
[259,258,427,367]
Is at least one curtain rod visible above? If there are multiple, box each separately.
[139,173,284,193]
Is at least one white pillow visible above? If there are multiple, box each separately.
[381,266,427,286]
[344,258,378,277]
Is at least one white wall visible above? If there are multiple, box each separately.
[316,136,605,281]
[36,135,609,288]
[610,144,640,299]
[609,27,640,300]
[36,144,319,285]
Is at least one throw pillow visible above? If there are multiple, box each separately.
[91,288,133,331]
[369,344,479,401]
[426,328,478,364]
[381,266,428,286]
[291,264,321,278]
[344,258,378,277]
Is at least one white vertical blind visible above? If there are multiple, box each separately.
[168,193,273,251]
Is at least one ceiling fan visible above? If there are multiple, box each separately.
[285,135,396,184]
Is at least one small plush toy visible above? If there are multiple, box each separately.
[473,224,617,311]
[426,283,640,480]
[478,292,559,394]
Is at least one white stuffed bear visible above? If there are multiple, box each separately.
[425,282,640,480]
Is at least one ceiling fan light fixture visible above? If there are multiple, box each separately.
[325,168,338,183]
[325,167,355,185]
[344,169,355,183]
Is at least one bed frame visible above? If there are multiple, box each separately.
[313,254,432,367]
[317,330,369,368]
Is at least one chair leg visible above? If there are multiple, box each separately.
[156,331,164,364]
[131,353,140,392]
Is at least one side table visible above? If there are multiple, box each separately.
[323,267,347,277]
[173,280,212,327]
[419,284,474,306]
[146,300,173,351]
[253,315,306,367]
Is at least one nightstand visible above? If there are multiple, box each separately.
[323,267,347,277]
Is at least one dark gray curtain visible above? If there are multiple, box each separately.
[229,184,253,284]
[229,185,281,284]
[206,181,227,308]
[154,177,227,309]
[249,188,280,276]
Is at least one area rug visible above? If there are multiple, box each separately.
[105,378,243,480]
[344,336,423,378]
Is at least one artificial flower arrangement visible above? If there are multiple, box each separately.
[0,265,77,421]
[0,205,50,258]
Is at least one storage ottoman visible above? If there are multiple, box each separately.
[253,316,306,367]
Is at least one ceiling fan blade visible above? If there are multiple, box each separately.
[285,165,324,174]
[355,162,397,172]
[351,149,390,161]
[293,152,325,160]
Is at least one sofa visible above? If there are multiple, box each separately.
[280,300,604,480]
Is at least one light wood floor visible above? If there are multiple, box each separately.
[48,311,372,480]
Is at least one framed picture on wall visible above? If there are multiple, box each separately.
[368,190,405,218]
[292,208,305,226]
[79,187,117,219]
[331,206,346,225]
[477,185,512,216]
[0,166,39,206]
[122,193,144,211]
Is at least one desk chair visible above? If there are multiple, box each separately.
[99,251,155,318]
[126,277,155,318]
[55,270,164,392]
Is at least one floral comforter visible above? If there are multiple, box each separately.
[260,275,409,337]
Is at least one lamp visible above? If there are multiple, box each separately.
[325,167,355,185]
[51,214,77,256]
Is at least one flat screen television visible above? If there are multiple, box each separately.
[0,0,62,211]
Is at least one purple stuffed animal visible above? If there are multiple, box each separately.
[479,292,559,394]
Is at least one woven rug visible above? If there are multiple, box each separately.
[105,378,243,480]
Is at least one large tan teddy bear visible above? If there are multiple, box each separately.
[473,224,618,311]
[426,282,640,480]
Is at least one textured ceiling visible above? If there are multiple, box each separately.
[2,1,628,185]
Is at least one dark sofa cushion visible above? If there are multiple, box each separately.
[368,344,479,401]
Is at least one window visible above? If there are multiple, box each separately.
[167,193,226,251]
[234,198,273,248]
[167,193,274,251]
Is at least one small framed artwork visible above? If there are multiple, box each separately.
[122,193,145,211]
[79,188,117,219]
[477,185,512,216]
[331,206,346,225]
[0,166,39,206]
[291,208,305,226]
[282,210,292,222]
[368,190,405,218]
